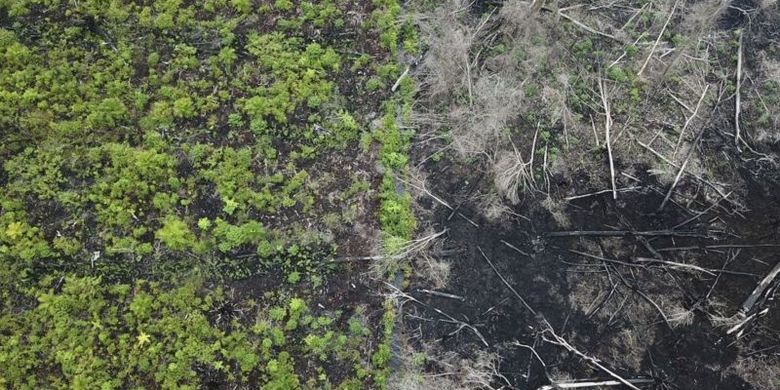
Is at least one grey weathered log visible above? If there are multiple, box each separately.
[546,230,706,238]
[538,378,655,389]
[739,261,780,315]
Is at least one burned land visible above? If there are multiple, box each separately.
[393,1,780,389]
[1,0,779,389]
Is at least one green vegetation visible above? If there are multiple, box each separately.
[0,0,411,387]
[0,277,376,389]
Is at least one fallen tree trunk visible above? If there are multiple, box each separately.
[546,230,707,238]
[739,260,780,315]
[726,261,780,338]
[541,323,644,390]
[538,378,655,389]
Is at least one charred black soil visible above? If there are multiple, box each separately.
[399,1,780,388]
[402,143,780,389]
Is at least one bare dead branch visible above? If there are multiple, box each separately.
[384,282,489,347]
[599,78,617,200]
[477,246,537,315]
[739,261,780,315]
[735,29,744,146]
[501,239,533,258]
[547,230,709,238]
[418,289,466,301]
[391,66,410,92]
[672,191,733,229]
[565,186,642,201]
[541,322,643,390]
[538,378,655,389]
[635,257,716,276]
[639,0,680,76]
[568,249,643,268]
[658,121,708,212]
[674,85,710,157]
[656,243,780,252]
[557,11,619,42]
[402,176,453,210]
[635,257,755,277]
[634,136,735,205]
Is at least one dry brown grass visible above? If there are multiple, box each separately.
[417,0,476,100]
[752,58,780,142]
[498,0,543,39]
[493,148,533,204]
[447,75,526,158]
[390,341,506,390]
[413,0,769,208]
[475,191,513,222]
[727,356,780,390]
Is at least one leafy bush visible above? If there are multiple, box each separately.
[0,216,53,262]
[156,216,196,251]
[0,0,405,385]
[3,147,65,200]
[86,98,128,129]
[212,219,267,253]
[379,177,416,239]
[172,96,195,118]
[87,143,177,228]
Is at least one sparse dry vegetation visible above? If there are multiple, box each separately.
[728,356,780,390]
[412,0,780,209]
[400,0,780,388]
[390,336,507,390]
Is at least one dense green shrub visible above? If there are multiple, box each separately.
[212,219,266,253]
[87,143,177,228]
[0,0,407,385]
[4,147,66,200]
[156,216,196,251]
